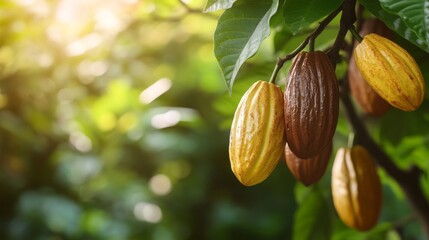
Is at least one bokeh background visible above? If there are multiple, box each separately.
[1,0,428,239]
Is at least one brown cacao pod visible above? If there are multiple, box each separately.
[285,142,332,186]
[354,33,425,111]
[229,80,285,186]
[332,146,382,231]
[349,19,391,117]
[284,51,339,158]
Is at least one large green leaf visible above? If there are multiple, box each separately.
[283,0,342,35]
[292,189,331,240]
[214,0,279,91]
[204,0,237,12]
[379,0,429,44]
[358,0,429,53]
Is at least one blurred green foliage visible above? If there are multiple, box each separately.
[0,0,428,240]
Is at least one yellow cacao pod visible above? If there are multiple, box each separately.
[349,19,391,117]
[285,142,332,186]
[332,146,382,231]
[229,80,285,186]
[284,51,339,158]
[353,33,425,111]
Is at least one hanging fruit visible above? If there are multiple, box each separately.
[348,19,391,117]
[284,51,339,158]
[331,145,382,231]
[229,80,285,186]
[353,33,425,111]
[285,142,332,186]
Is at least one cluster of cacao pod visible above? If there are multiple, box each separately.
[283,50,339,186]
[228,18,425,231]
[228,50,339,187]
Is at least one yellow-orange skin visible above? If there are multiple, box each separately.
[229,80,285,186]
[332,146,382,231]
[354,33,425,111]
[349,19,392,116]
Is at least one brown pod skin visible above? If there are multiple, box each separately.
[331,146,382,231]
[357,18,394,40]
[349,19,391,116]
[285,142,332,186]
[284,51,339,158]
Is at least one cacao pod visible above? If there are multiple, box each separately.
[284,51,339,158]
[229,80,285,186]
[349,19,391,116]
[285,142,332,186]
[353,33,425,111]
[331,145,382,231]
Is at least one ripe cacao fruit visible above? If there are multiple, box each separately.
[284,51,339,158]
[349,19,391,116]
[353,33,425,111]
[229,80,285,186]
[285,142,332,186]
[331,145,382,231]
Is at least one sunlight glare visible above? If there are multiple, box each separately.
[95,8,123,32]
[139,78,172,104]
[151,110,181,129]
[69,131,93,152]
[149,174,172,196]
[66,33,102,56]
[38,53,53,68]
[133,202,162,223]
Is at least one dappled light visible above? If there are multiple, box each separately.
[0,0,232,239]
[139,78,172,104]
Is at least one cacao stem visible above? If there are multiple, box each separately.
[309,38,315,52]
[347,132,355,149]
[349,25,363,42]
[269,4,342,84]
[327,0,356,65]
[269,62,281,84]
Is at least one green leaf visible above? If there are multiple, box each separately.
[331,222,394,240]
[379,0,429,44]
[358,0,429,53]
[204,0,237,12]
[273,27,294,53]
[379,102,429,169]
[214,0,279,92]
[421,173,429,201]
[270,0,286,29]
[292,189,331,240]
[283,0,342,35]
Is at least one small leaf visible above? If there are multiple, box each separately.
[283,0,342,35]
[204,0,237,12]
[379,0,429,44]
[358,0,429,53]
[214,0,279,92]
[273,28,294,53]
[292,188,331,240]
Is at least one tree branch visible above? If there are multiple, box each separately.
[339,84,429,238]
[327,0,356,65]
[332,0,429,237]
[269,4,342,84]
